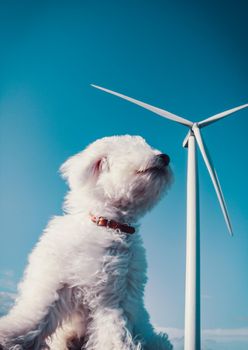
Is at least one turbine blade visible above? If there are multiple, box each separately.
[182,130,191,148]
[91,84,193,127]
[193,125,233,235]
[199,104,248,128]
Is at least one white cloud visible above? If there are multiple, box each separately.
[0,270,17,316]
[0,270,17,291]
[0,291,16,316]
[203,327,248,340]
[158,327,184,339]
[156,326,248,350]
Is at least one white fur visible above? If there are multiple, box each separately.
[0,135,173,350]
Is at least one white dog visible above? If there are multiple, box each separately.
[0,135,173,350]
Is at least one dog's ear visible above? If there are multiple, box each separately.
[60,152,108,189]
[91,157,109,177]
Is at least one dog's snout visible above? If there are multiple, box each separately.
[157,153,170,166]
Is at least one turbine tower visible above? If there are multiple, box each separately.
[91,84,247,350]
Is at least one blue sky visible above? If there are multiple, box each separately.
[0,1,248,348]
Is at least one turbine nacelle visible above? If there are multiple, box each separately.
[91,83,248,236]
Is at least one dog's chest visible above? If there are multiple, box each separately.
[78,233,147,310]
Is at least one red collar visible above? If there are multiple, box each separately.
[90,214,135,234]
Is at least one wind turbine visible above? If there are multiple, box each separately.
[91,83,248,350]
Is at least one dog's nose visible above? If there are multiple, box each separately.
[158,153,170,166]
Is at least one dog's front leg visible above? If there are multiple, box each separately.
[84,307,141,350]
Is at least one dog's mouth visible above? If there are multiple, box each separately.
[136,154,170,175]
[136,166,166,175]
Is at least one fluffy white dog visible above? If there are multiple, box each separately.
[0,135,173,350]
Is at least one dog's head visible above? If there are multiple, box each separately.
[60,135,173,221]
